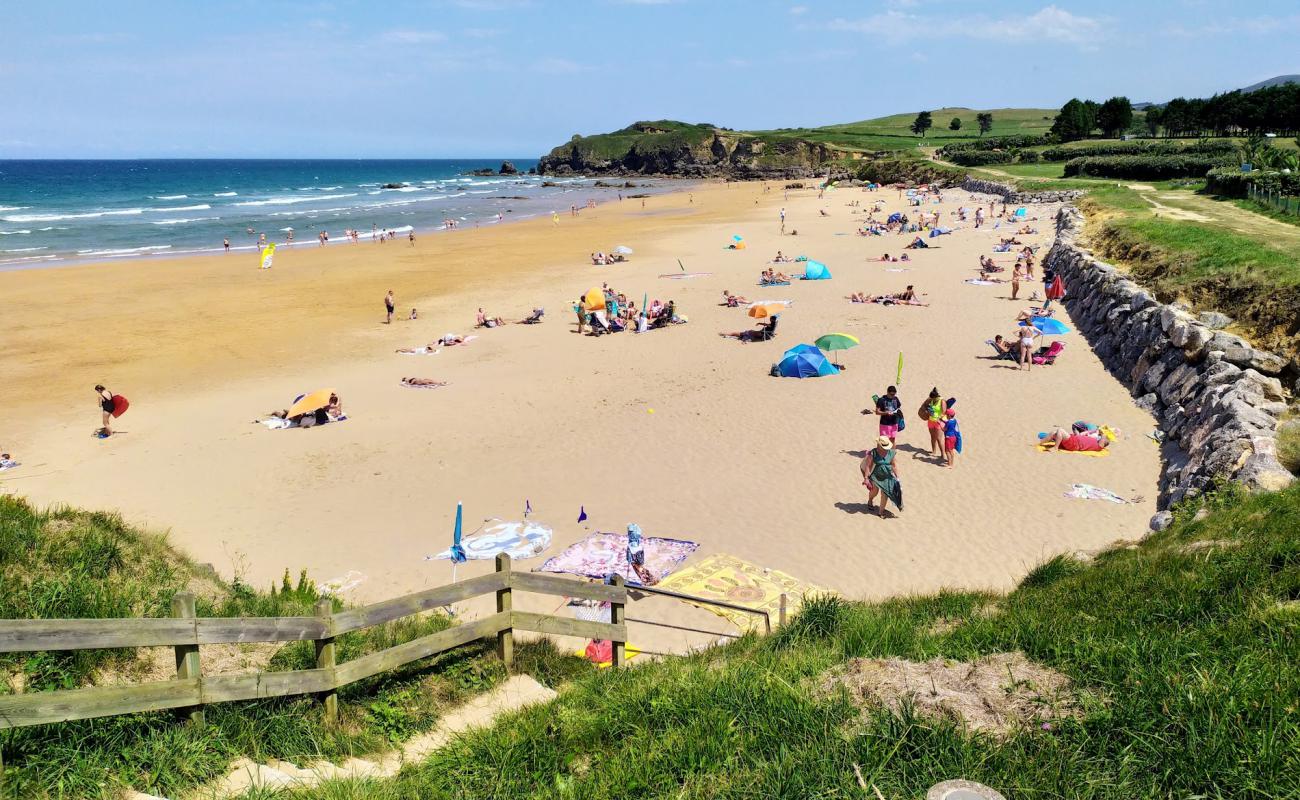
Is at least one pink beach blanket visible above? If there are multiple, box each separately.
[539,532,699,583]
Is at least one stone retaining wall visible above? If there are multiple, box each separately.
[1045,206,1294,525]
[960,177,1085,205]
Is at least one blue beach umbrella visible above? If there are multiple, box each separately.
[1023,317,1071,335]
[449,501,467,568]
[776,344,840,378]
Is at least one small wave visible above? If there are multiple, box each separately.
[77,245,173,257]
[0,205,30,212]
[151,216,220,225]
[318,185,342,190]
[36,226,67,231]
[3,208,144,223]
[233,193,357,207]
[153,203,211,212]
[1,246,46,252]
[0,229,31,235]
[213,191,238,197]
[154,194,188,200]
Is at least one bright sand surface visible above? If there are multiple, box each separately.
[2,181,1160,653]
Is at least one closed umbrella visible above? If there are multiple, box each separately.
[613,245,633,255]
[288,388,335,418]
[814,332,860,367]
[1045,275,1066,300]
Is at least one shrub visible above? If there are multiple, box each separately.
[855,157,966,186]
[1063,153,1232,180]
[1042,140,1236,161]
[1017,149,1041,163]
[938,134,1043,155]
[947,150,1014,167]
[1204,166,1300,198]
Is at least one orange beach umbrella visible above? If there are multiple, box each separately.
[288,388,336,418]
[748,304,783,319]
[583,287,607,311]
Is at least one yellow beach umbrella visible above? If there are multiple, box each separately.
[583,287,606,311]
[288,388,336,418]
[748,304,783,319]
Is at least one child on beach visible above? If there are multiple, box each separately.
[943,408,961,468]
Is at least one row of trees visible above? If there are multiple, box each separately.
[1051,82,1300,142]
[910,111,994,138]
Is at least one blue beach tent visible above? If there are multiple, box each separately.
[802,260,831,280]
[776,344,840,378]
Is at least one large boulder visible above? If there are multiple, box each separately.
[499,161,518,175]
[1222,345,1287,375]
[1198,311,1233,330]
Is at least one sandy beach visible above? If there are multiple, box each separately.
[2,181,1160,652]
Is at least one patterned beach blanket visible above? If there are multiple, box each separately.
[657,553,833,632]
[539,532,699,583]
[431,520,554,561]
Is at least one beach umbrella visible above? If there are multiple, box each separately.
[287,388,335,418]
[732,234,743,242]
[449,500,466,564]
[776,344,839,378]
[583,287,606,311]
[1022,317,1071,336]
[814,332,860,366]
[613,245,633,255]
[1045,275,1066,300]
[748,304,783,319]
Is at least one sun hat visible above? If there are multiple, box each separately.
[876,436,893,450]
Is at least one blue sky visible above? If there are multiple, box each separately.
[2,1,1295,158]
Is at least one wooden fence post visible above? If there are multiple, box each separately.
[779,593,788,629]
[171,592,204,727]
[496,554,514,668]
[314,598,338,723]
[610,575,626,668]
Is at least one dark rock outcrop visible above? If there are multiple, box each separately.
[499,161,518,175]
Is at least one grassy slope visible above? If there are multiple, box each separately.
[245,484,1300,800]
[0,497,588,799]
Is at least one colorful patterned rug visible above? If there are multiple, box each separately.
[538,532,699,582]
[657,553,833,632]
[431,521,553,561]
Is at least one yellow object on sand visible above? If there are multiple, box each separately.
[657,553,833,632]
[583,287,606,311]
[288,388,336,418]
[1036,443,1110,457]
[574,644,642,668]
[748,304,782,319]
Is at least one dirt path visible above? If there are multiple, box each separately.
[1125,184,1300,242]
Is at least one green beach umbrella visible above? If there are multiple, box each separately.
[814,332,859,367]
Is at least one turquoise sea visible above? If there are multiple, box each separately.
[0,159,669,269]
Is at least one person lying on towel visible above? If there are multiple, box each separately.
[1040,427,1109,452]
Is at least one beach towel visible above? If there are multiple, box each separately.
[398,347,441,355]
[1036,443,1110,457]
[660,272,713,279]
[964,279,999,286]
[657,553,834,633]
[431,520,554,561]
[575,641,642,667]
[1063,484,1129,504]
[0,460,19,471]
[759,280,791,287]
[539,532,699,583]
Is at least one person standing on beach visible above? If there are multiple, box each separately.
[95,384,114,436]
[862,385,902,446]
[384,290,395,324]
[780,207,786,233]
[943,408,961,468]
[223,238,230,253]
[1011,263,1023,300]
[1018,323,1042,371]
[861,436,902,518]
[409,230,416,246]
[919,388,945,457]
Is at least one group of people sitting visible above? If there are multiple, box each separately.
[590,251,627,265]
[576,284,681,335]
[876,253,911,263]
[760,268,796,285]
[846,286,928,306]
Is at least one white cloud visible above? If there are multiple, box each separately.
[533,57,582,74]
[825,4,1106,50]
[380,29,447,44]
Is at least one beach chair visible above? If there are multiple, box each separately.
[986,340,1017,361]
[588,314,611,336]
[520,307,544,324]
[1033,341,1065,365]
[757,316,779,341]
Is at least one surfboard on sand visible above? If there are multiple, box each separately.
[111,395,130,418]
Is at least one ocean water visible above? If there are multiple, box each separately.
[0,160,669,269]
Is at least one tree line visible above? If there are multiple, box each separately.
[1051,82,1300,142]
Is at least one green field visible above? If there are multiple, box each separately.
[753,107,1057,153]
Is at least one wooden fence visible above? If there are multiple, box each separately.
[0,555,627,731]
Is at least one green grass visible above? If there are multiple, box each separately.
[237,483,1300,799]
[754,107,1057,153]
[0,497,591,799]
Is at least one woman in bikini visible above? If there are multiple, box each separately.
[1018,323,1042,371]
[95,384,114,435]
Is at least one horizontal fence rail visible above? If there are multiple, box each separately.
[0,555,626,731]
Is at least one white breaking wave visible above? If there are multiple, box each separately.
[3,208,144,223]
[0,206,30,212]
[213,191,238,197]
[233,193,357,207]
[151,216,220,225]
[0,229,31,235]
[77,245,173,257]
[1,246,46,252]
[153,204,211,212]
[154,194,188,200]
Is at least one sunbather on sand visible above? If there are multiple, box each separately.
[722,290,750,306]
[401,377,449,388]
[475,309,504,328]
[438,334,466,346]
[772,251,792,263]
[847,292,873,303]
[1015,307,1054,322]
[720,317,777,342]
[1041,427,1109,452]
[395,343,438,354]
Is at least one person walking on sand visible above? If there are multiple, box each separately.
[861,436,902,518]
[1011,263,1023,301]
[575,298,587,335]
[1018,322,1042,371]
[409,230,416,247]
[384,290,395,324]
[780,207,786,233]
[862,385,903,446]
[95,384,114,436]
[919,388,945,457]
